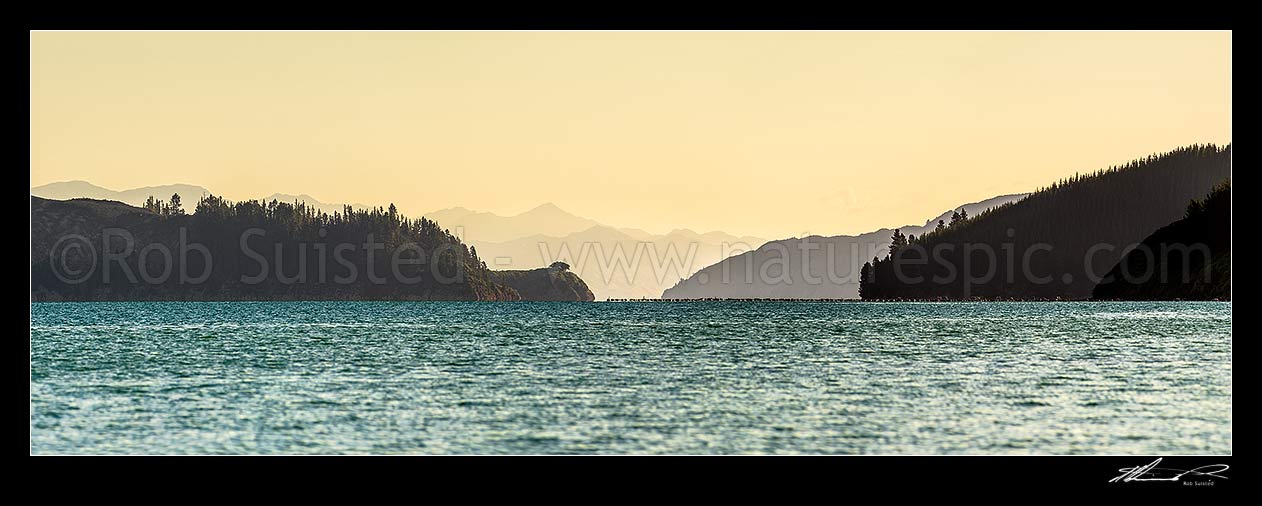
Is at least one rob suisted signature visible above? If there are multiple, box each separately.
[1110,458,1229,483]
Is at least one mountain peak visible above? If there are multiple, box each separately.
[519,202,578,218]
[526,202,563,213]
[32,180,111,192]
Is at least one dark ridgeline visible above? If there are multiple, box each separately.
[1092,181,1231,300]
[31,194,593,301]
[859,144,1231,300]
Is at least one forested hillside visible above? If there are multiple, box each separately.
[860,144,1231,300]
[32,194,591,301]
[1092,182,1231,300]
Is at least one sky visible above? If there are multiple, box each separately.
[30,31,1231,238]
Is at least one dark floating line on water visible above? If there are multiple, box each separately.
[605,298,863,302]
[601,297,1222,302]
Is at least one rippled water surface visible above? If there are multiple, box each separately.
[30,301,1231,454]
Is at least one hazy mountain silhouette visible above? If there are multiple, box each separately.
[32,181,213,207]
[422,203,604,244]
[861,144,1231,300]
[660,194,1027,299]
[472,224,766,299]
[31,181,371,216]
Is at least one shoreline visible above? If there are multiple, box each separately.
[29,297,1231,303]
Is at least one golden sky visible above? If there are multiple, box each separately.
[30,31,1231,238]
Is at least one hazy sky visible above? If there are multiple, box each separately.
[30,31,1231,238]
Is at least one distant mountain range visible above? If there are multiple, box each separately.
[24,181,1049,300]
[660,194,1028,299]
[32,181,214,207]
[423,203,605,243]
[422,204,766,299]
[30,181,371,216]
[30,181,766,300]
[34,143,1231,302]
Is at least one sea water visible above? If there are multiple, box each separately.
[30,301,1232,454]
